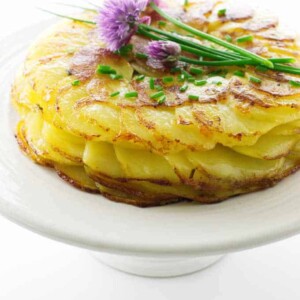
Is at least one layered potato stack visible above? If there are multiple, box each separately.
[12,0,300,206]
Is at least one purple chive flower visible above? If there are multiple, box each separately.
[147,40,181,62]
[97,0,149,51]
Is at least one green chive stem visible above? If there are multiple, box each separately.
[37,8,96,24]
[54,3,97,12]
[179,56,252,66]
[273,64,300,75]
[149,3,274,68]
[139,25,240,61]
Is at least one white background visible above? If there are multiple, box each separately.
[1,0,300,299]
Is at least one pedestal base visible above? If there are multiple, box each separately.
[91,252,224,278]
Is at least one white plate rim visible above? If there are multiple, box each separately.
[0,20,300,258]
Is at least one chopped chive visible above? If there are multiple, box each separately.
[188,94,199,101]
[194,80,207,86]
[256,65,268,72]
[117,44,133,56]
[97,65,116,75]
[150,78,155,89]
[233,70,245,77]
[180,84,189,92]
[213,81,223,85]
[208,69,226,77]
[236,35,253,43]
[186,34,195,38]
[178,74,185,82]
[136,74,146,81]
[289,80,300,87]
[225,34,232,43]
[190,67,203,75]
[218,9,227,17]
[158,21,167,27]
[249,76,262,84]
[155,85,163,91]
[136,52,148,59]
[125,91,138,98]
[110,91,120,97]
[150,91,165,99]
[158,95,166,104]
[163,76,174,83]
[110,74,123,80]
[171,67,181,73]
[187,77,195,83]
[182,70,192,79]
[71,80,80,86]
